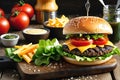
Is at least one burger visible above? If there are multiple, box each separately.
[62,16,120,65]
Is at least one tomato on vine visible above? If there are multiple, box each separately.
[11,0,34,19]
[9,11,30,30]
[0,15,10,35]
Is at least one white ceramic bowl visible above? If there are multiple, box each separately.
[0,33,19,47]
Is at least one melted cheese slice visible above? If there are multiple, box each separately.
[64,40,114,53]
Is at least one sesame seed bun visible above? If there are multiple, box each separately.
[63,16,112,34]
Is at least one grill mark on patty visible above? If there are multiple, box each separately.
[105,45,113,53]
[70,48,81,56]
[98,46,106,55]
[62,45,70,53]
[62,45,114,57]
[93,46,105,56]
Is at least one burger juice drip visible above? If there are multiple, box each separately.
[85,0,90,16]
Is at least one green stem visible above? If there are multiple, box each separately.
[0,13,1,17]
[12,11,20,17]
[19,0,25,6]
[0,13,2,18]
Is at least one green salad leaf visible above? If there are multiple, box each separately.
[5,48,22,62]
[32,38,63,66]
[90,34,104,40]
[65,34,104,40]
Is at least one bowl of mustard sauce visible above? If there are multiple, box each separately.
[22,28,50,43]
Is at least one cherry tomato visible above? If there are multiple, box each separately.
[11,0,34,19]
[0,8,5,17]
[0,17,10,35]
[9,11,30,30]
[93,38,108,45]
[71,38,93,46]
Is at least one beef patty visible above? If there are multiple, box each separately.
[62,45,114,57]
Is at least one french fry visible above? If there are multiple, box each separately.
[19,44,38,56]
[14,45,22,49]
[47,15,69,28]
[13,43,32,54]
[22,55,32,63]
[13,43,39,63]
[28,52,33,59]
[33,49,37,53]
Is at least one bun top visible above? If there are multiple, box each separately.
[63,16,113,34]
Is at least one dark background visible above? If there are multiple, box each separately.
[0,0,117,16]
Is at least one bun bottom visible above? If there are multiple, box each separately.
[63,55,113,66]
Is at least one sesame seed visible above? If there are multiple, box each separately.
[33,69,36,72]
[37,69,40,72]
[28,68,31,71]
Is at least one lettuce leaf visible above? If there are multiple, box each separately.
[5,48,22,62]
[65,34,104,40]
[32,38,63,66]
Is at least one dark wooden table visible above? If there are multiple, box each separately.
[0,21,120,80]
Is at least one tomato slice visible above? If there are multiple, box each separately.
[70,38,93,46]
[93,38,108,45]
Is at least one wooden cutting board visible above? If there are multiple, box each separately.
[17,57,117,80]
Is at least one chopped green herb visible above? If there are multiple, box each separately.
[66,34,104,40]
[3,35,17,39]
